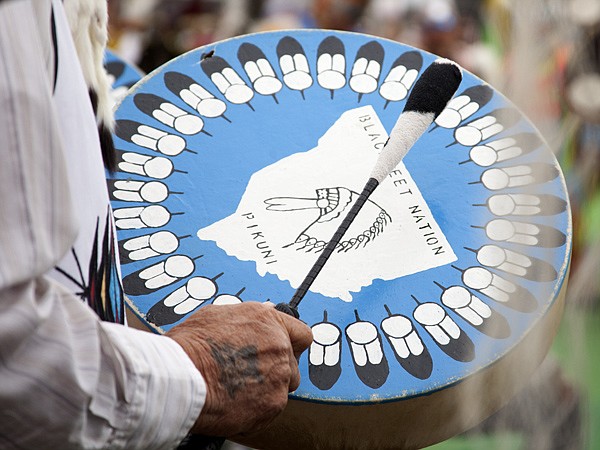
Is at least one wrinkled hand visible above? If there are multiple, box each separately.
[166,302,313,437]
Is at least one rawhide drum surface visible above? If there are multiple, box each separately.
[110,30,571,449]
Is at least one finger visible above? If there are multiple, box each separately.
[288,351,301,392]
[276,311,313,357]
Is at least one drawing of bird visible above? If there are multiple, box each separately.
[265,187,390,253]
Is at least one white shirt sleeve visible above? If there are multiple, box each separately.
[0,1,205,449]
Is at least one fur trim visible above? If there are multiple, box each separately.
[63,0,116,170]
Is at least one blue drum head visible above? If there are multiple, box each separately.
[111,29,570,447]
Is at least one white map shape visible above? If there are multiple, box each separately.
[198,106,456,301]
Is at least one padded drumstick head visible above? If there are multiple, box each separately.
[404,58,463,118]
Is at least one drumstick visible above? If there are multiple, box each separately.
[276,58,463,319]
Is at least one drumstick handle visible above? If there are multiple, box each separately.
[284,177,379,312]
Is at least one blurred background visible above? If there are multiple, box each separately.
[106,0,600,448]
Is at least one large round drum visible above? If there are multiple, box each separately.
[110,30,571,449]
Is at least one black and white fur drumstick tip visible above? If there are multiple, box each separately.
[370,58,462,183]
[280,58,462,316]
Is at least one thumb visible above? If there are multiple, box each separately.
[276,311,313,358]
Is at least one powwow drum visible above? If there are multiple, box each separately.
[110,30,571,449]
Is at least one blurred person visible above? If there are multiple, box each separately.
[417,0,500,84]
[136,0,254,72]
[137,1,204,73]
[310,0,370,31]
[419,0,460,59]
[253,0,369,33]
[364,0,496,82]
[213,0,266,41]
[0,1,312,450]
[109,0,159,65]
[364,0,420,43]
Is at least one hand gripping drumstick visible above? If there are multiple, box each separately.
[181,58,462,450]
[276,58,463,319]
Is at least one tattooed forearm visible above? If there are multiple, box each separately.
[207,340,264,399]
